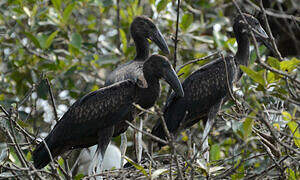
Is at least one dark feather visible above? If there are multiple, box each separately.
[33,80,137,168]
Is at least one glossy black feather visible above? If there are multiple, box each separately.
[152,57,237,141]
[105,16,170,138]
[33,80,137,168]
[152,14,271,145]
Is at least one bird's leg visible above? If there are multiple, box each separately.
[202,100,223,165]
[136,113,147,163]
[120,133,127,168]
[89,147,102,176]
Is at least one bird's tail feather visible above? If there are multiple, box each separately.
[32,140,53,169]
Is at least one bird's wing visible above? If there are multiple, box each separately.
[46,79,138,147]
[181,56,236,102]
[105,61,146,87]
[153,57,237,139]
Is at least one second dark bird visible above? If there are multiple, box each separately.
[152,14,273,153]
[33,54,184,169]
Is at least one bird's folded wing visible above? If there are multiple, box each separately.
[48,80,138,141]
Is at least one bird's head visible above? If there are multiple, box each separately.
[233,13,273,50]
[130,16,170,54]
[144,54,184,97]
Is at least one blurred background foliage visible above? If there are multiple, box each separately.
[0,0,299,179]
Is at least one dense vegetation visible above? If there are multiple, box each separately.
[0,0,299,179]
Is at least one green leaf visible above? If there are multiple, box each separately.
[157,0,169,13]
[286,168,296,180]
[267,56,280,70]
[243,112,255,140]
[280,57,300,72]
[231,159,244,179]
[149,0,155,5]
[282,111,300,148]
[180,13,193,31]
[58,157,64,166]
[119,29,127,53]
[124,156,148,177]
[287,121,300,148]
[181,131,188,142]
[51,0,61,11]
[151,168,168,179]
[267,71,276,83]
[63,3,75,24]
[74,174,85,180]
[17,120,29,128]
[26,151,31,161]
[70,33,82,50]
[0,94,4,101]
[45,30,59,49]
[210,144,220,161]
[24,32,41,48]
[225,38,237,53]
[240,65,265,86]
[282,111,292,121]
[37,34,48,50]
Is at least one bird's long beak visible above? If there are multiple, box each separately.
[254,25,273,51]
[163,67,184,97]
[149,28,170,54]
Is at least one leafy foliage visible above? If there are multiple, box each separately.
[0,0,299,179]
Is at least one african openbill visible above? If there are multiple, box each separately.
[152,14,273,161]
[33,54,184,170]
[104,16,170,165]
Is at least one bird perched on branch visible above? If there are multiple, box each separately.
[105,16,171,137]
[152,14,273,161]
[33,54,184,170]
[104,16,171,166]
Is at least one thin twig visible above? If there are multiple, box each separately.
[132,103,156,115]
[245,156,288,180]
[176,51,220,73]
[173,0,181,68]
[116,0,121,52]
[259,0,283,60]
[244,0,300,22]
[220,53,242,112]
[0,105,10,117]
[46,78,58,122]
[5,127,28,168]
[156,108,184,179]
[125,120,168,145]
[18,85,36,107]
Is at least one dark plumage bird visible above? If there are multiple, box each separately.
[105,16,170,138]
[33,54,184,169]
[152,14,272,148]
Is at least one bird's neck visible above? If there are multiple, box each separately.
[144,71,159,85]
[142,62,159,87]
[132,33,150,61]
[234,33,250,67]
